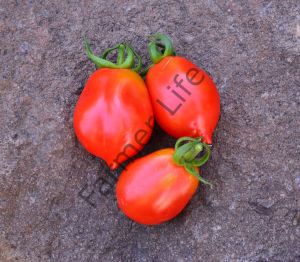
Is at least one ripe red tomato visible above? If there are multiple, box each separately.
[74,42,153,169]
[145,35,220,144]
[116,148,198,224]
[116,137,211,225]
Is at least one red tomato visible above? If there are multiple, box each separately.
[116,148,199,225]
[145,35,220,144]
[74,43,153,169]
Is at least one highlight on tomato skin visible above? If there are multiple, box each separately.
[73,40,154,169]
[116,137,211,225]
[145,34,220,144]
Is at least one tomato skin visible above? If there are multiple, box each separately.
[146,56,220,144]
[73,68,153,169]
[116,148,199,225]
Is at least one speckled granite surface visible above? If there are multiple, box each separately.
[0,1,299,261]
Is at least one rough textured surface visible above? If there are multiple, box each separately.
[1,0,299,261]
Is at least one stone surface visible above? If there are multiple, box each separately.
[0,0,299,261]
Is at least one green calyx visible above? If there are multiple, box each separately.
[148,34,176,64]
[173,137,212,187]
[84,38,142,73]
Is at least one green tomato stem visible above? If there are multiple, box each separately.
[84,39,121,69]
[147,34,175,64]
[173,137,212,187]
[101,44,121,60]
[83,38,142,73]
[127,44,142,73]
[117,44,125,65]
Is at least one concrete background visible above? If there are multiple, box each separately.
[0,0,299,261]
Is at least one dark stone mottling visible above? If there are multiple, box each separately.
[0,0,299,261]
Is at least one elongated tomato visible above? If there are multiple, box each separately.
[145,35,220,144]
[74,42,153,169]
[116,137,211,225]
[116,148,199,225]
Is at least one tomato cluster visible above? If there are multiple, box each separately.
[74,35,220,225]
